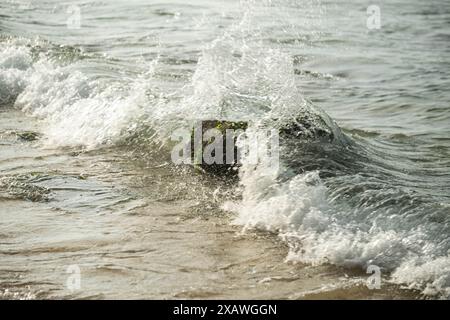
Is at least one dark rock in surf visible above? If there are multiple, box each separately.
[190,120,248,177]
[16,131,40,142]
[189,114,338,177]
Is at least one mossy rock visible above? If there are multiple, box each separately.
[191,120,248,177]
[16,131,40,142]
[187,116,334,178]
[204,120,248,132]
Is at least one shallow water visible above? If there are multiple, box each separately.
[0,109,420,299]
[0,0,449,299]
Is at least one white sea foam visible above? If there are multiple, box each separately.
[0,38,154,148]
[0,44,32,105]
[223,157,450,298]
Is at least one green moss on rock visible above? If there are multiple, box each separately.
[190,120,248,177]
[16,131,40,142]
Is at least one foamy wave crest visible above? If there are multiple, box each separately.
[224,158,450,298]
[0,44,33,105]
[0,37,155,148]
[144,1,310,135]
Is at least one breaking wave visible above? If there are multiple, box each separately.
[1,1,449,299]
